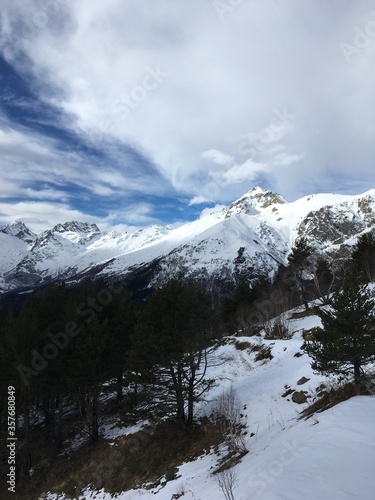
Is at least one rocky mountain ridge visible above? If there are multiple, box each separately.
[1,187,375,295]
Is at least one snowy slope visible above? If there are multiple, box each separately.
[0,232,29,290]
[42,305,375,500]
[0,221,37,244]
[2,187,375,293]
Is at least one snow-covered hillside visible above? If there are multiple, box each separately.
[42,304,375,500]
[1,187,375,294]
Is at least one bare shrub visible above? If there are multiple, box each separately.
[215,468,239,500]
[254,344,273,362]
[212,386,247,454]
[172,482,186,498]
[264,314,292,340]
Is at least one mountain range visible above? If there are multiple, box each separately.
[1,187,375,296]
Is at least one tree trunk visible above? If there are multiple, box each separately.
[177,362,185,420]
[170,363,185,420]
[187,380,194,425]
[89,393,100,443]
[43,392,54,442]
[299,277,309,311]
[55,394,63,451]
[116,372,123,403]
[187,364,196,425]
[354,361,361,385]
[18,393,31,484]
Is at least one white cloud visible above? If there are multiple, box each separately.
[272,153,304,167]
[201,149,234,166]
[0,200,161,234]
[1,0,375,224]
[220,159,270,184]
[188,196,212,206]
[199,204,225,219]
[0,119,168,205]
[0,201,98,233]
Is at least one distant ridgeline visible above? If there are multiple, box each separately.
[1,188,375,299]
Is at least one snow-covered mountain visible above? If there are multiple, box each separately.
[0,220,37,244]
[1,187,375,295]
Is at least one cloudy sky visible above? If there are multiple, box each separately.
[0,0,374,233]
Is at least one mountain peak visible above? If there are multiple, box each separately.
[245,186,286,206]
[0,221,36,244]
[225,186,286,217]
[30,221,101,251]
[52,221,101,234]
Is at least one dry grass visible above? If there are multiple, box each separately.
[254,345,273,362]
[231,340,273,362]
[264,318,292,340]
[232,340,255,351]
[230,339,273,361]
[289,307,320,320]
[302,326,320,341]
[300,382,371,420]
[6,417,224,499]
[212,449,248,475]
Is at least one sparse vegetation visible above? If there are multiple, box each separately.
[264,314,292,339]
[300,380,373,420]
[212,386,248,455]
[254,344,273,362]
[215,467,239,500]
[289,307,320,320]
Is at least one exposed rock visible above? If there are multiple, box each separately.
[282,388,294,398]
[292,391,308,404]
[297,377,310,386]
[0,221,37,244]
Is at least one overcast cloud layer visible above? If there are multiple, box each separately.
[0,0,374,233]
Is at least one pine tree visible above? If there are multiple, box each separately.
[130,280,216,424]
[312,257,336,305]
[66,316,112,443]
[303,272,375,385]
[0,300,40,476]
[352,231,375,282]
[221,277,269,334]
[103,286,137,403]
[287,237,312,309]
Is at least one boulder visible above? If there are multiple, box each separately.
[292,391,308,404]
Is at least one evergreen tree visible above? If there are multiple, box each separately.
[352,231,375,282]
[0,300,40,476]
[221,277,269,334]
[312,257,336,305]
[303,272,375,385]
[66,316,112,443]
[288,236,311,266]
[104,286,137,403]
[30,283,75,450]
[287,237,312,309]
[130,280,216,424]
